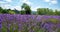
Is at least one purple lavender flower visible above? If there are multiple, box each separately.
[0,14,60,32]
[0,24,2,28]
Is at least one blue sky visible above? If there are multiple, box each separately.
[0,0,60,11]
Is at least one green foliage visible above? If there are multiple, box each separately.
[37,8,47,15]
[23,25,29,32]
[33,27,44,32]
[20,10,26,14]
[37,8,60,15]
[37,8,53,15]
[57,28,60,32]
[0,7,7,14]
[2,25,7,32]
[0,7,3,13]
[0,3,60,15]
[10,24,14,32]
[48,18,59,24]
[54,10,60,15]
[48,9,54,15]
[13,23,19,32]
[2,22,7,32]
[21,3,31,14]
[2,9,8,14]
[8,10,16,14]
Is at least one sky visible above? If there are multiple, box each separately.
[0,0,60,11]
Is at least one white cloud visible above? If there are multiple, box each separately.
[14,6,21,10]
[44,0,58,5]
[0,0,12,4]
[22,0,32,5]
[0,0,21,11]
[50,0,57,4]
[0,1,6,4]
[5,0,12,2]
[1,5,21,10]
[31,6,41,11]
[1,4,11,9]
[44,0,50,2]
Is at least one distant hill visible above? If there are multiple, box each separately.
[31,11,37,15]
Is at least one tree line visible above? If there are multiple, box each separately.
[0,3,60,15]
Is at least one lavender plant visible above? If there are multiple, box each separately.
[0,14,60,32]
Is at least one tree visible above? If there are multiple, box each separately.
[19,10,26,14]
[0,7,8,14]
[0,7,3,13]
[21,3,31,14]
[48,9,54,15]
[7,9,16,14]
[37,8,49,15]
[2,9,8,14]
[37,8,56,15]
[37,8,43,15]
[54,9,60,15]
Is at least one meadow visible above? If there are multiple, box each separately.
[0,14,60,32]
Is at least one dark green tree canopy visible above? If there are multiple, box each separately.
[21,3,31,14]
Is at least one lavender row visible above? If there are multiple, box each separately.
[0,14,60,32]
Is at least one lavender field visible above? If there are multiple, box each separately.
[0,14,60,32]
